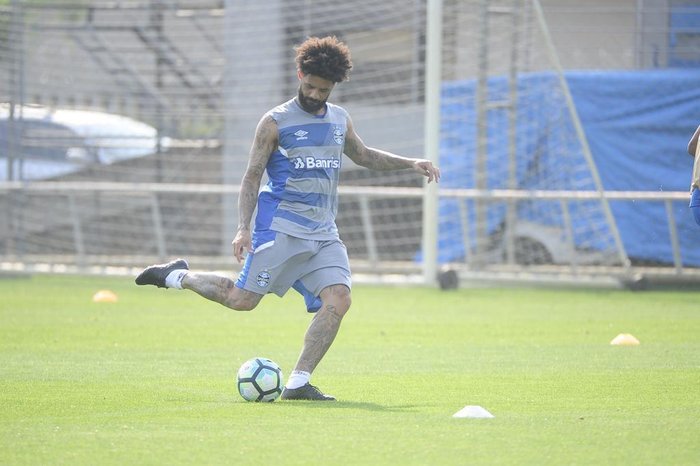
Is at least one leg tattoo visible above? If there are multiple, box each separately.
[294,285,351,374]
[182,272,260,311]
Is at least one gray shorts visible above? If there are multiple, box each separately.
[235,232,351,300]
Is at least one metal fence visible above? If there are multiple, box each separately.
[1,0,698,287]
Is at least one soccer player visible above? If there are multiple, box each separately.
[688,124,700,226]
[135,36,440,401]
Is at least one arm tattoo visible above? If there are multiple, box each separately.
[238,176,259,230]
[358,147,413,170]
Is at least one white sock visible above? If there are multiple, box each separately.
[165,269,188,289]
[285,370,310,389]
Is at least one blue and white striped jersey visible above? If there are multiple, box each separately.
[252,98,348,247]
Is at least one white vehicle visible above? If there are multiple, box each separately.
[485,220,618,266]
[0,104,170,181]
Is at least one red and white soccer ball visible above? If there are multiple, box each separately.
[236,357,284,402]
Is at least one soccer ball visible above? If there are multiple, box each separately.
[236,357,284,402]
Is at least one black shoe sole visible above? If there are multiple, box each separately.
[135,258,188,287]
[280,384,336,401]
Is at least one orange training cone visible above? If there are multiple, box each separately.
[92,290,118,303]
[610,333,640,346]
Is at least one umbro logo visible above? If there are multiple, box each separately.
[294,130,308,140]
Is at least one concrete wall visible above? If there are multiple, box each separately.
[538,0,639,70]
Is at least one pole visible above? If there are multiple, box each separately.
[223,0,285,255]
[422,0,442,286]
[474,0,489,262]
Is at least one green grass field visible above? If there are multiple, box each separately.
[1,275,699,465]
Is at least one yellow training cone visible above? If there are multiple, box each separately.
[610,333,640,346]
[93,289,118,303]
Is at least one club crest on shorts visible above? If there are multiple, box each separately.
[256,270,271,288]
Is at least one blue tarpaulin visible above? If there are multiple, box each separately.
[437,69,700,266]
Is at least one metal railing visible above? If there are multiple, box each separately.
[0,181,696,285]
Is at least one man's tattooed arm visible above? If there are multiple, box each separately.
[238,115,278,231]
[343,117,415,170]
[343,116,441,184]
[232,115,278,262]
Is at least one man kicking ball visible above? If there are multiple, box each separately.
[136,36,440,401]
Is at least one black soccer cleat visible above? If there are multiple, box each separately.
[135,258,189,288]
[280,383,336,401]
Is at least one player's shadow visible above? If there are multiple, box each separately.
[277,401,420,412]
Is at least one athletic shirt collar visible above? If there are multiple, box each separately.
[293,97,327,119]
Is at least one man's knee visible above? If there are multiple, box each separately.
[223,288,262,311]
[321,284,352,316]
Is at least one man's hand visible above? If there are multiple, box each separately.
[413,159,441,184]
[232,228,253,263]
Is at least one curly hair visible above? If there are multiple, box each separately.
[295,36,352,83]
